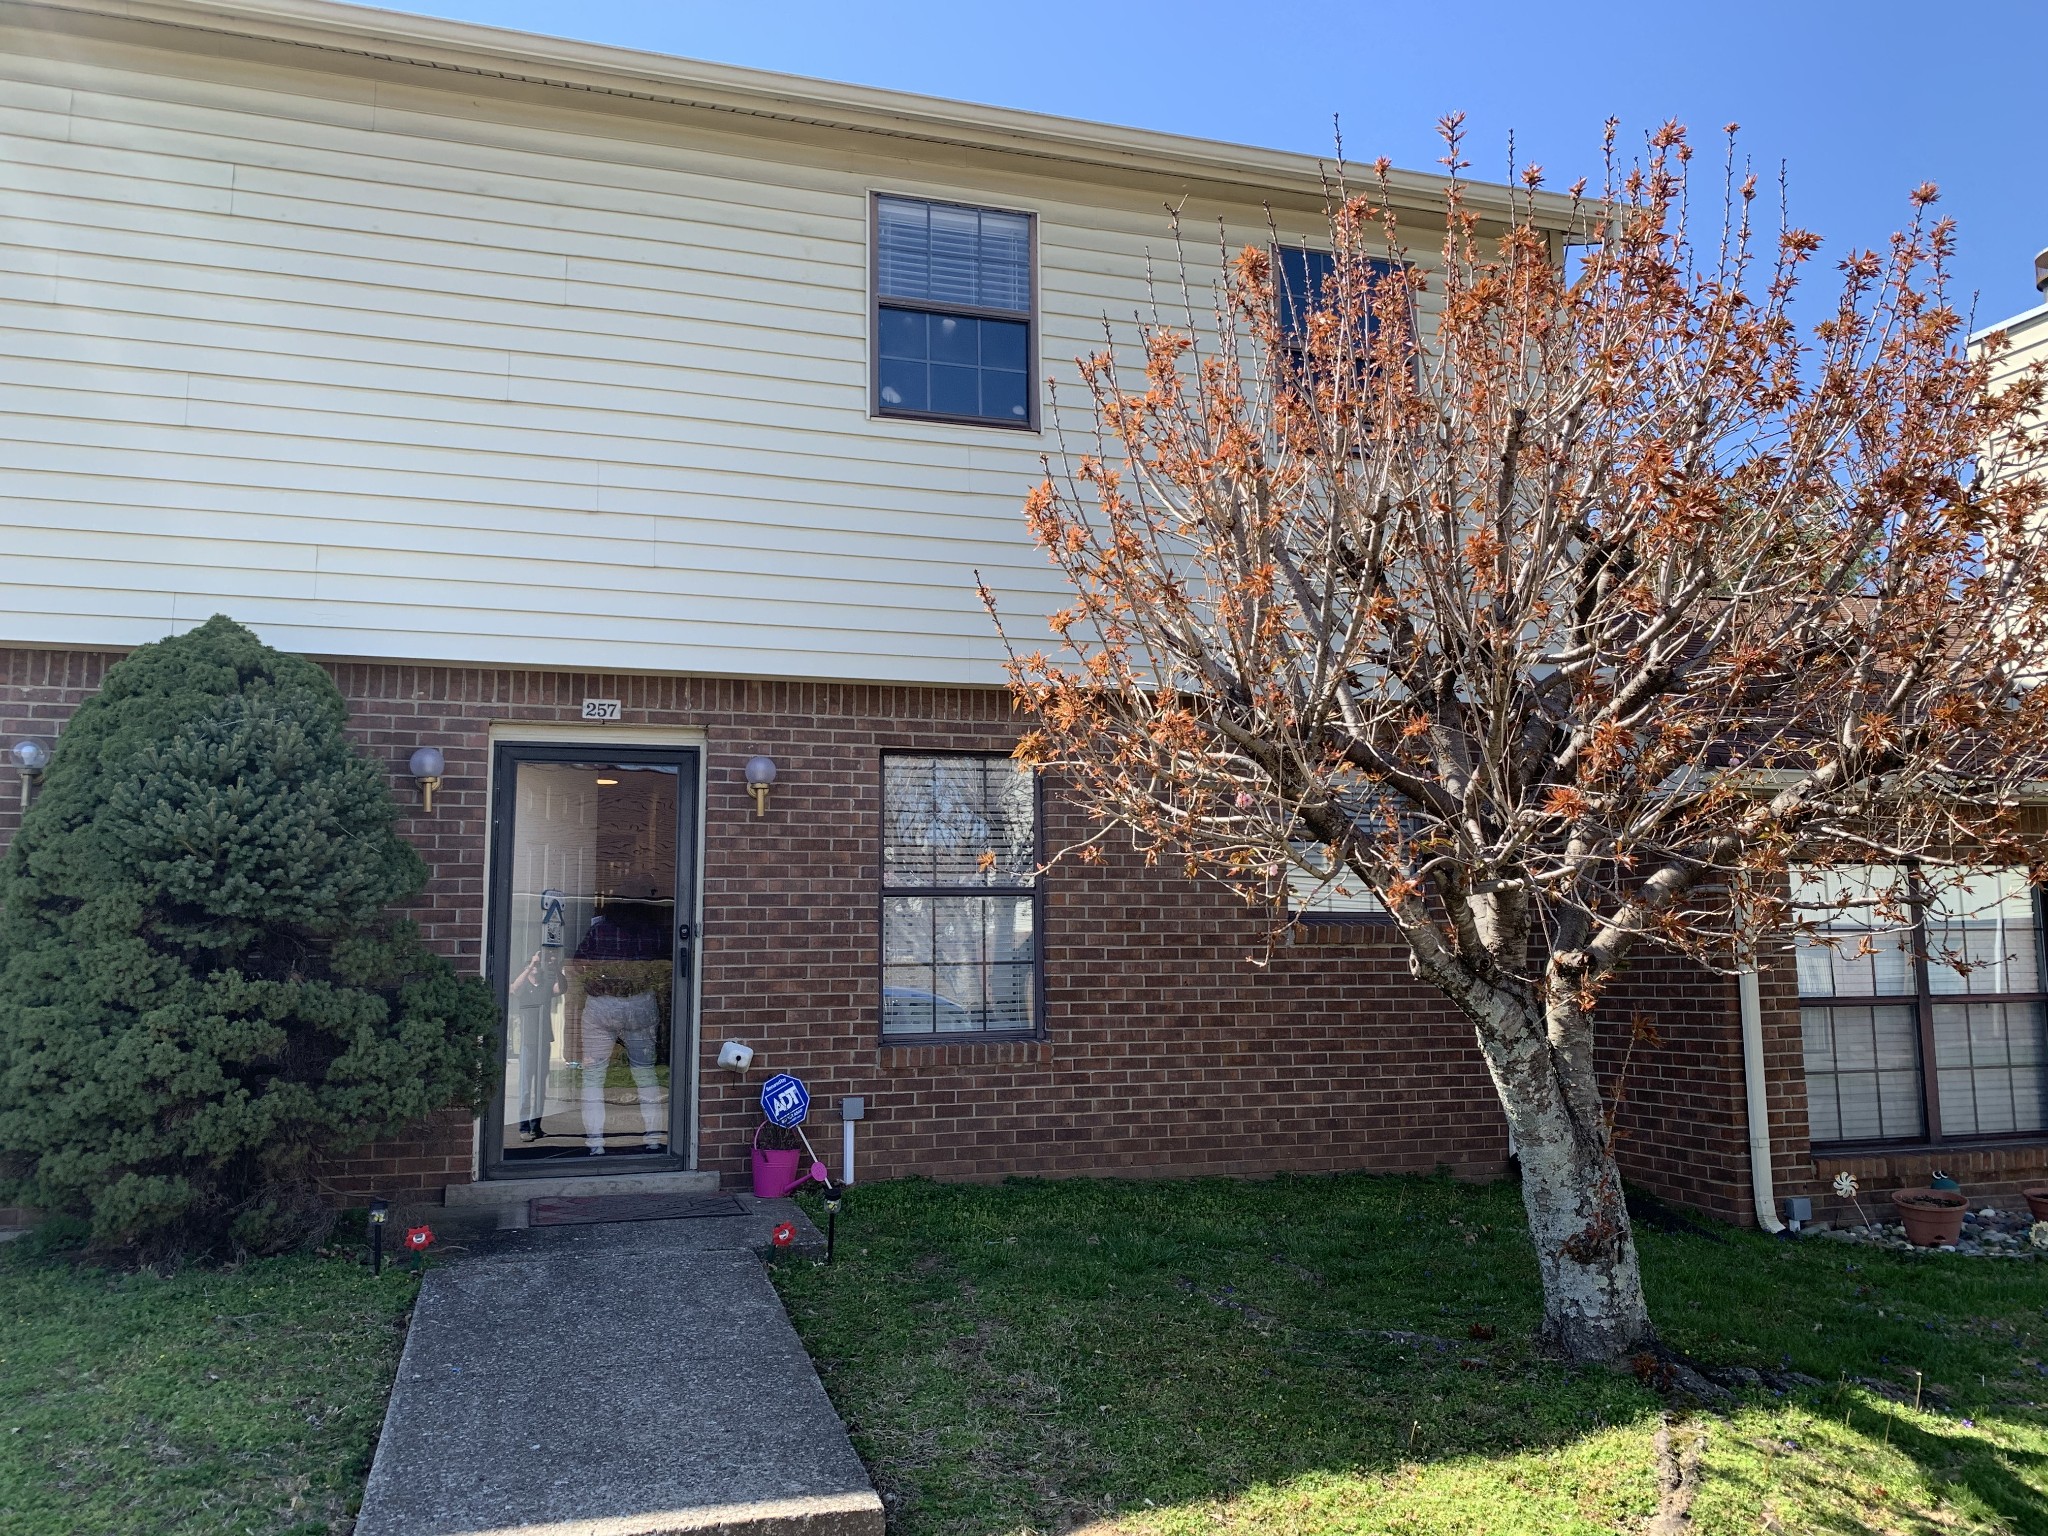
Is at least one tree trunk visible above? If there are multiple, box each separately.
[1472,994,1656,1363]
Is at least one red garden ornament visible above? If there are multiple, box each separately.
[771,1222,795,1249]
[404,1224,436,1252]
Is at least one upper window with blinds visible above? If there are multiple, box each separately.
[1274,246,1399,356]
[873,194,1035,429]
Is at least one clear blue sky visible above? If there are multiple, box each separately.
[387,0,2044,326]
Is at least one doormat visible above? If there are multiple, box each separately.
[528,1193,746,1227]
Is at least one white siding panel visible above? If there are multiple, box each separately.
[0,353,191,399]
[0,378,188,426]
[5,548,318,601]
[0,51,376,129]
[0,269,58,304]
[228,170,864,276]
[30,272,852,386]
[0,75,73,116]
[0,100,67,143]
[0,31,1274,684]
[0,129,236,189]
[0,582,178,626]
[0,314,517,403]
[0,155,233,216]
[0,435,604,513]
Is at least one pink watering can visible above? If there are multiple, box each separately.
[751,1071,829,1198]
[751,1121,805,1198]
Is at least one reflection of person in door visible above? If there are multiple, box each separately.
[507,886,566,1140]
[566,870,670,1155]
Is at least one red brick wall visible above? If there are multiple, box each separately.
[14,644,2041,1224]
[1590,941,1817,1227]
[0,651,1515,1210]
[1597,957,1747,1223]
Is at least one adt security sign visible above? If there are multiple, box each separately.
[760,1073,810,1128]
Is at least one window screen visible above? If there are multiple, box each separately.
[874,196,1034,427]
[1793,865,2048,1145]
[880,754,1040,1037]
[1801,1004,1925,1143]
[1926,871,2048,1135]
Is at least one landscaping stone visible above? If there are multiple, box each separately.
[1815,1203,2044,1258]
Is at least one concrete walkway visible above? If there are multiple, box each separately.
[354,1197,883,1536]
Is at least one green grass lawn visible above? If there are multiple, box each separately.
[775,1173,2048,1536]
[0,1242,415,1535]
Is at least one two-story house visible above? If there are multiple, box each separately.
[3,0,2044,1225]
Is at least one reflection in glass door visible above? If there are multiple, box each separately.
[489,746,698,1169]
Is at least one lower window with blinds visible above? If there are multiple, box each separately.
[1795,866,2048,1147]
[1283,842,1388,921]
[879,753,1042,1040]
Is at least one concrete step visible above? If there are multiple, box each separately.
[445,1168,721,1210]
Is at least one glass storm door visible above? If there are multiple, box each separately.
[486,744,698,1172]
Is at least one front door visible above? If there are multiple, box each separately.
[484,743,699,1174]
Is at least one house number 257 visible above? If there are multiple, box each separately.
[580,698,622,722]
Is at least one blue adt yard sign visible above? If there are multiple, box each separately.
[761,1073,810,1128]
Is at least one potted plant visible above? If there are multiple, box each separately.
[1891,1186,1968,1247]
[2022,1186,2048,1222]
[751,1118,806,1199]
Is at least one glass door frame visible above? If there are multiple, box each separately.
[480,740,703,1179]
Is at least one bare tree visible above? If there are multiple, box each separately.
[986,119,2048,1362]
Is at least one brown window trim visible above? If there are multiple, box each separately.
[1270,243,1410,374]
[877,749,1047,1046]
[1800,867,2048,1154]
[869,191,1040,434]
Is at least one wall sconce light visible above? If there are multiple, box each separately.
[744,755,777,817]
[408,746,446,814]
[10,738,49,810]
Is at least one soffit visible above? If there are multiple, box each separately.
[3,0,1583,230]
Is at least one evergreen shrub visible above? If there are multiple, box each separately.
[0,616,492,1255]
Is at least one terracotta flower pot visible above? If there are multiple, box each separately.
[2022,1187,2048,1222]
[1891,1187,1967,1247]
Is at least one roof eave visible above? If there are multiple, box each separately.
[11,0,1585,229]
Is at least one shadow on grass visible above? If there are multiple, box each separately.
[775,1171,2048,1536]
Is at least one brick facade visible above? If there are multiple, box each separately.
[7,645,2045,1226]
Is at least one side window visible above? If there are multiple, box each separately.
[880,754,1040,1038]
[873,194,1035,428]
[1793,865,2048,1146]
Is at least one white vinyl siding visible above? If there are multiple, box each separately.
[0,27,1383,686]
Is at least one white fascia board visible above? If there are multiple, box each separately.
[7,0,1584,230]
[1969,301,2048,347]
